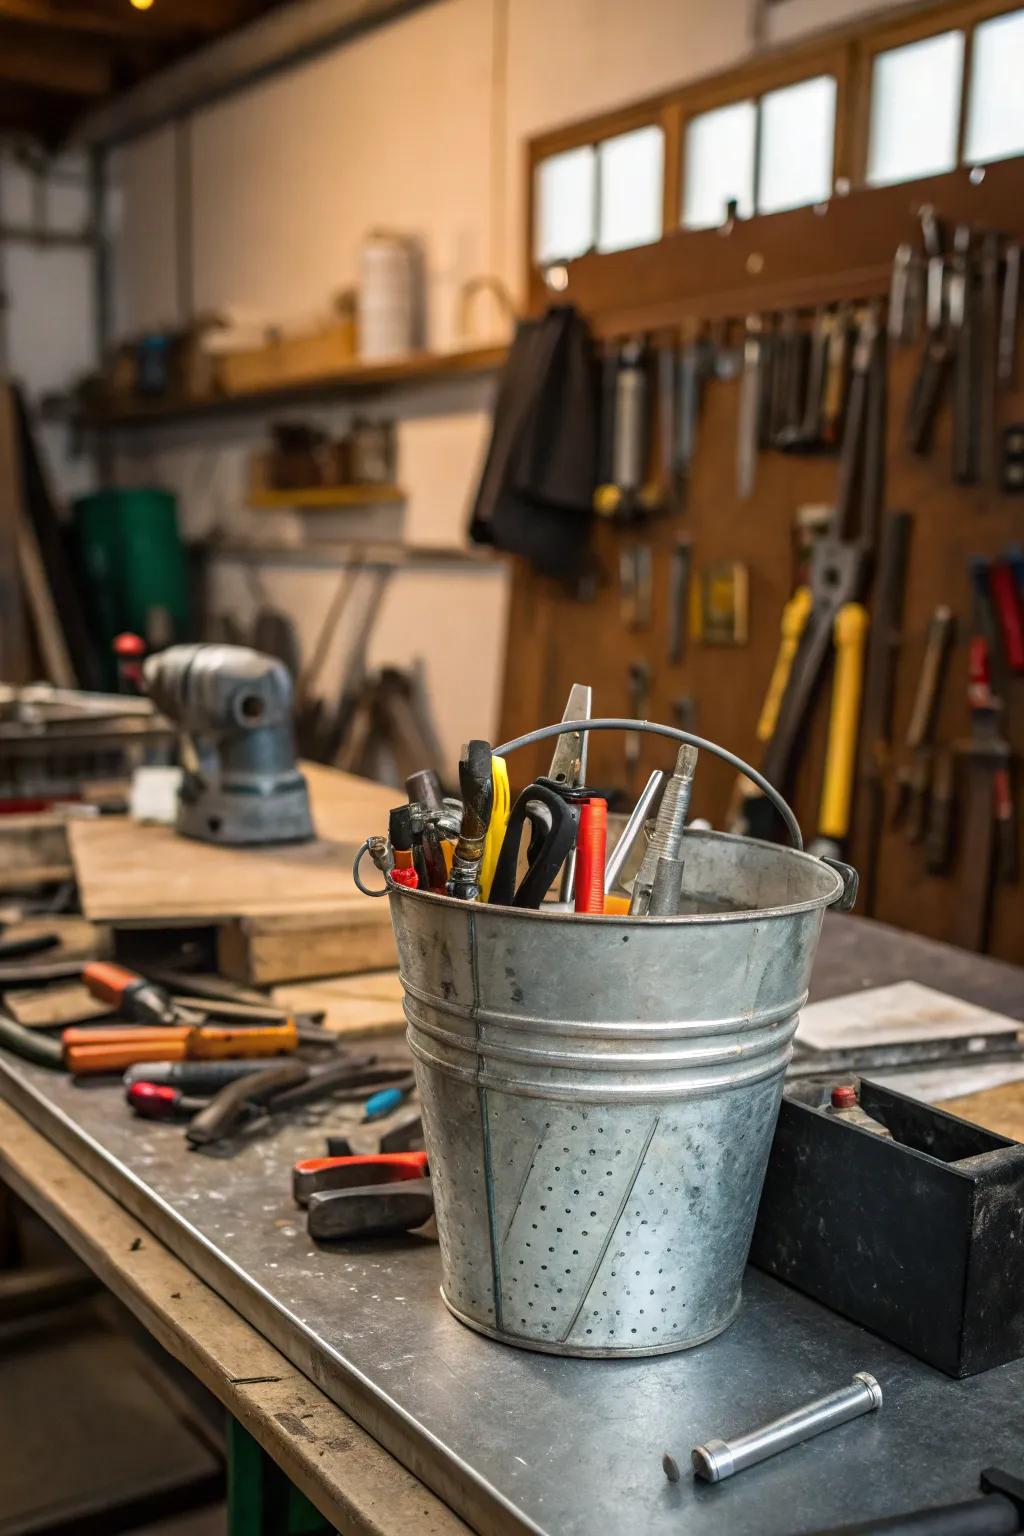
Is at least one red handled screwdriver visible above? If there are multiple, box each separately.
[574,798,608,914]
[388,805,420,890]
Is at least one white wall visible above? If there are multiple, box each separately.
[100,0,888,770]
[1,150,97,502]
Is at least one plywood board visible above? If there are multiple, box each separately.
[2,981,113,1029]
[68,763,396,925]
[938,1081,1024,1144]
[218,905,397,985]
[0,814,72,891]
[272,970,406,1038]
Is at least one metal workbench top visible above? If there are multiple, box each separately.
[1,914,1022,1536]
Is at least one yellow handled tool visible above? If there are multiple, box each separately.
[727,585,812,832]
[757,586,813,743]
[479,755,510,902]
[818,602,870,843]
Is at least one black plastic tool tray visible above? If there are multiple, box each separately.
[751,1078,1024,1377]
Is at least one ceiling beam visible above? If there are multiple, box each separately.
[0,33,111,95]
[0,0,254,40]
[73,0,435,146]
[0,81,81,143]
[0,1,148,37]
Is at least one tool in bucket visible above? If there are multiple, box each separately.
[354,706,857,1358]
[486,684,593,908]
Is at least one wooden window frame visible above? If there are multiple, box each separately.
[676,45,850,229]
[526,0,1024,293]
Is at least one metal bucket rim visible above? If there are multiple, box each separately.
[388,826,845,925]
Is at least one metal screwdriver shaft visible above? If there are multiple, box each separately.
[683,1372,882,1484]
[629,744,698,916]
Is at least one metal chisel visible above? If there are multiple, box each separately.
[736,316,762,500]
[666,537,692,664]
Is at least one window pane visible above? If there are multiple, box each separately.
[965,8,1024,165]
[681,100,756,229]
[757,75,836,215]
[534,146,595,265]
[596,125,664,254]
[867,31,964,187]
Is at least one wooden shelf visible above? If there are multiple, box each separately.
[80,344,507,430]
[248,484,405,509]
[203,537,500,570]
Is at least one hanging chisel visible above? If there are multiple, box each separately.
[896,605,955,842]
[736,315,762,500]
[978,230,1001,486]
[666,537,692,664]
[614,339,650,519]
[857,509,914,914]
[954,712,1009,953]
[657,335,681,512]
[888,244,920,345]
[906,240,951,455]
[821,304,851,448]
[772,311,809,450]
[634,544,653,629]
[757,314,778,448]
[677,327,713,495]
[951,224,980,484]
[619,546,638,629]
[998,241,1021,386]
[923,748,956,876]
[798,308,830,450]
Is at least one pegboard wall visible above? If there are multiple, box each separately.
[497,327,1024,965]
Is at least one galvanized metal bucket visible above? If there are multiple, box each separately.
[386,811,852,1357]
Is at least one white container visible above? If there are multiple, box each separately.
[358,232,420,361]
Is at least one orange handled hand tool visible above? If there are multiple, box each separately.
[83,961,188,1028]
[63,1021,299,1075]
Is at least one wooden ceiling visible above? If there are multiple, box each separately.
[0,0,284,144]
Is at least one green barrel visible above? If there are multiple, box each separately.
[73,488,189,687]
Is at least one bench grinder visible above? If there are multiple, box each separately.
[143,644,314,846]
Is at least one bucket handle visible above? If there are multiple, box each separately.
[495,718,804,850]
[353,719,835,899]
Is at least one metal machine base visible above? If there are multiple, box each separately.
[177,773,314,846]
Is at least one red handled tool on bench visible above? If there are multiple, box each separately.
[293,1150,433,1240]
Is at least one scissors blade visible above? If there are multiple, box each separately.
[547,683,591,789]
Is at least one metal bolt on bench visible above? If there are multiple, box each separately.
[672,1371,883,1485]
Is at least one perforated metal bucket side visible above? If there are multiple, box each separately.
[389,831,844,1358]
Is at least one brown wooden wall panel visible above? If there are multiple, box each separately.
[497,341,1024,965]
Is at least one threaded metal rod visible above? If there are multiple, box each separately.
[630,745,698,916]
